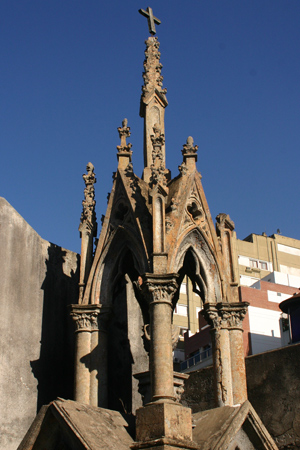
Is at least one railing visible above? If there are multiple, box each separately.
[180,348,212,371]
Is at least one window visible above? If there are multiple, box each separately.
[180,282,187,294]
[250,259,268,270]
[250,259,258,268]
[179,327,188,338]
[174,304,188,316]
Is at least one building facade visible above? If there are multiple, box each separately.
[179,233,300,371]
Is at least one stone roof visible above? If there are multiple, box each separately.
[18,398,134,450]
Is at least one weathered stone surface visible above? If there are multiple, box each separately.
[193,401,278,450]
[136,402,193,442]
[182,343,300,450]
[246,344,300,450]
[0,197,79,450]
[18,398,134,450]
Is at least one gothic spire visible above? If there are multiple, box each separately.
[139,8,168,183]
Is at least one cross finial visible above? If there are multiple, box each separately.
[139,7,161,35]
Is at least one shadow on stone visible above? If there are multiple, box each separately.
[30,243,79,411]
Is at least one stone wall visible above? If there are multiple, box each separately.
[182,342,300,450]
[0,198,79,450]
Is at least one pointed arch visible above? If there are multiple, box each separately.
[169,228,223,304]
[90,226,149,308]
[89,227,149,414]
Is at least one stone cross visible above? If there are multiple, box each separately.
[139,7,161,35]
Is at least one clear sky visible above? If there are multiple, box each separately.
[1,1,300,254]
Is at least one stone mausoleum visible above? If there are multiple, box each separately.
[12,7,281,450]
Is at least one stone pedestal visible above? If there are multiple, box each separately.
[136,402,192,442]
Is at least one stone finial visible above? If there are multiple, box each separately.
[142,37,167,98]
[79,162,97,236]
[180,136,198,173]
[117,118,132,154]
[117,119,133,170]
[182,136,198,156]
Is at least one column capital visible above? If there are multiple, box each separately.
[138,273,179,306]
[69,304,111,332]
[202,302,249,330]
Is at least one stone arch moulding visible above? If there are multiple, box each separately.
[90,227,149,307]
[169,228,223,304]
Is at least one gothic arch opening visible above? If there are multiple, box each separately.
[173,248,207,310]
[107,249,149,415]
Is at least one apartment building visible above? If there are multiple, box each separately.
[174,232,300,371]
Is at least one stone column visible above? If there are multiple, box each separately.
[202,302,249,407]
[141,273,178,402]
[134,273,193,448]
[70,304,110,407]
[228,304,248,405]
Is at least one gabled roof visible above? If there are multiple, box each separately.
[193,400,278,450]
[18,398,133,450]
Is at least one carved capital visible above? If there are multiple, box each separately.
[202,302,249,330]
[138,273,179,307]
[69,305,110,333]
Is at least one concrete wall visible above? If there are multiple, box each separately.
[182,342,300,450]
[0,198,79,450]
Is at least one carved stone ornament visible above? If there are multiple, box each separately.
[216,213,235,233]
[178,162,188,176]
[79,162,97,236]
[142,36,167,98]
[151,123,165,156]
[165,218,174,234]
[71,312,99,331]
[186,199,203,222]
[170,197,179,212]
[70,305,110,333]
[150,123,168,187]
[181,136,198,157]
[202,302,249,330]
[117,118,132,154]
[138,274,179,306]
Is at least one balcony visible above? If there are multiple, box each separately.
[180,347,212,372]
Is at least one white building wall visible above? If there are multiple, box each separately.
[248,306,282,355]
[262,271,300,289]
[267,291,292,303]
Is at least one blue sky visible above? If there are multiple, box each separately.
[1,1,300,254]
